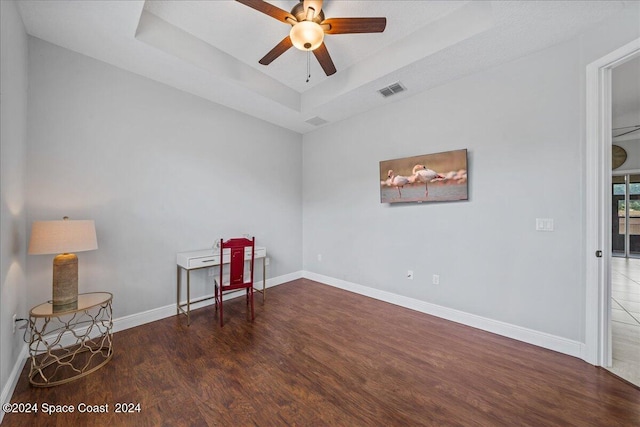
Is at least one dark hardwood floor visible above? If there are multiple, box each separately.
[4,279,640,426]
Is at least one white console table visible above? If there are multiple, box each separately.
[176,246,267,325]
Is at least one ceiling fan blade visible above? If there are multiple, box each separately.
[322,17,387,34]
[303,0,323,18]
[313,42,336,76]
[236,0,295,24]
[259,36,293,65]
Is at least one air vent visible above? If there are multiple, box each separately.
[305,116,328,126]
[378,82,406,98]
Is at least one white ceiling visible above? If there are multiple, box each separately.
[16,0,637,134]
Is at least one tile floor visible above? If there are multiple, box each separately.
[610,257,640,387]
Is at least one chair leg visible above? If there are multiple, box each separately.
[219,288,224,327]
[250,286,254,321]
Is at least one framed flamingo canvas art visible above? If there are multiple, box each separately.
[380,149,468,204]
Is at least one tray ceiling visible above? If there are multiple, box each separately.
[16,1,636,134]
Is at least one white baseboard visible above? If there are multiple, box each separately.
[302,271,584,359]
[1,343,28,423]
[579,342,589,362]
[266,270,303,287]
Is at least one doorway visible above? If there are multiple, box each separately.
[585,38,639,371]
[607,54,640,386]
[610,171,640,387]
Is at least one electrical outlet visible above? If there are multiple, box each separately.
[317,254,322,262]
[12,314,16,334]
[265,257,270,266]
[535,218,554,231]
[432,274,440,285]
[407,270,414,280]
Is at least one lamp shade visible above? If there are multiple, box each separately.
[28,219,98,255]
[290,21,324,51]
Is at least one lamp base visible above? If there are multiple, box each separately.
[52,253,78,308]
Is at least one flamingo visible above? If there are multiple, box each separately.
[387,169,409,197]
[381,177,392,186]
[410,164,444,196]
[443,171,456,181]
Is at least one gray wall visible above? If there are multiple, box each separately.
[25,38,303,319]
[0,0,28,406]
[303,40,582,340]
[301,7,640,343]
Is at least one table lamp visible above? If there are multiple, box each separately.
[28,217,98,309]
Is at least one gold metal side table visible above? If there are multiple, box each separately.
[28,292,113,387]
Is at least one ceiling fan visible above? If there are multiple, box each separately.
[236,0,387,76]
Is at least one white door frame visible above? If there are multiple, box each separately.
[585,38,640,366]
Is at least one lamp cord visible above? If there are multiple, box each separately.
[15,318,30,343]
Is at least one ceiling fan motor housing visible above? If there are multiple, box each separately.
[291,1,325,24]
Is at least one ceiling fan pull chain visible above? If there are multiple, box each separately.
[306,50,311,83]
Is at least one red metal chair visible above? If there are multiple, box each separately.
[214,237,255,327]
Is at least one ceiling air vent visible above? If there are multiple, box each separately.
[305,116,328,126]
[378,82,406,98]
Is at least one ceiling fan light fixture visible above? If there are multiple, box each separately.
[290,21,324,51]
